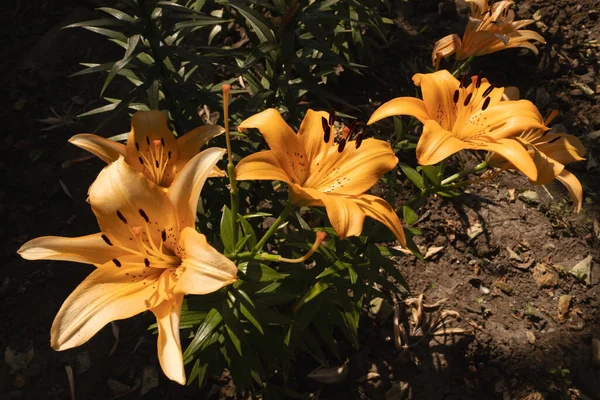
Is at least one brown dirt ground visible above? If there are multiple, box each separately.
[1,0,599,399]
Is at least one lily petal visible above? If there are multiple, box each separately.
[306,138,397,196]
[431,34,461,69]
[368,97,430,125]
[152,296,185,385]
[413,70,460,131]
[531,146,564,185]
[88,157,179,249]
[125,111,178,165]
[556,169,583,213]
[537,133,586,165]
[124,111,180,186]
[51,258,162,350]
[238,108,307,184]
[294,187,365,239]
[167,147,226,229]
[68,134,126,164]
[482,138,538,181]
[297,109,331,162]
[18,233,126,265]
[416,120,469,165]
[235,150,292,183]
[353,194,406,246]
[460,100,545,141]
[175,227,238,295]
[176,125,224,161]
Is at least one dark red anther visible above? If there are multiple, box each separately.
[460,74,468,88]
[482,96,491,111]
[463,93,473,106]
[117,210,127,224]
[138,209,150,223]
[347,120,358,140]
[453,89,460,103]
[337,138,347,153]
[355,133,363,149]
[476,72,483,88]
[321,116,331,143]
[482,84,495,98]
[328,108,335,126]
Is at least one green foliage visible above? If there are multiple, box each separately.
[68,0,393,130]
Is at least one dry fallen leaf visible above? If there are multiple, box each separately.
[507,188,515,202]
[424,246,444,259]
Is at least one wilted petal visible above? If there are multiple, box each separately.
[176,227,238,295]
[152,296,185,385]
[68,134,126,164]
[431,34,461,69]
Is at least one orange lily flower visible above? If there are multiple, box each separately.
[18,148,237,384]
[487,111,586,212]
[69,110,225,187]
[368,70,546,181]
[432,0,545,69]
[235,109,406,246]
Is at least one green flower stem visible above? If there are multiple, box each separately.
[440,161,488,186]
[251,203,294,256]
[450,55,475,77]
[222,84,239,249]
[228,251,281,262]
[228,162,239,250]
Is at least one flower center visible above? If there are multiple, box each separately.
[449,73,497,140]
[320,110,363,152]
[100,208,181,270]
[135,137,172,185]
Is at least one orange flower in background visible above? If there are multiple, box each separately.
[487,111,586,212]
[69,110,225,187]
[18,148,237,384]
[432,0,545,69]
[368,70,546,181]
[235,109,406,246]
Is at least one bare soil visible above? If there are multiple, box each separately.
[1,0,598,399]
